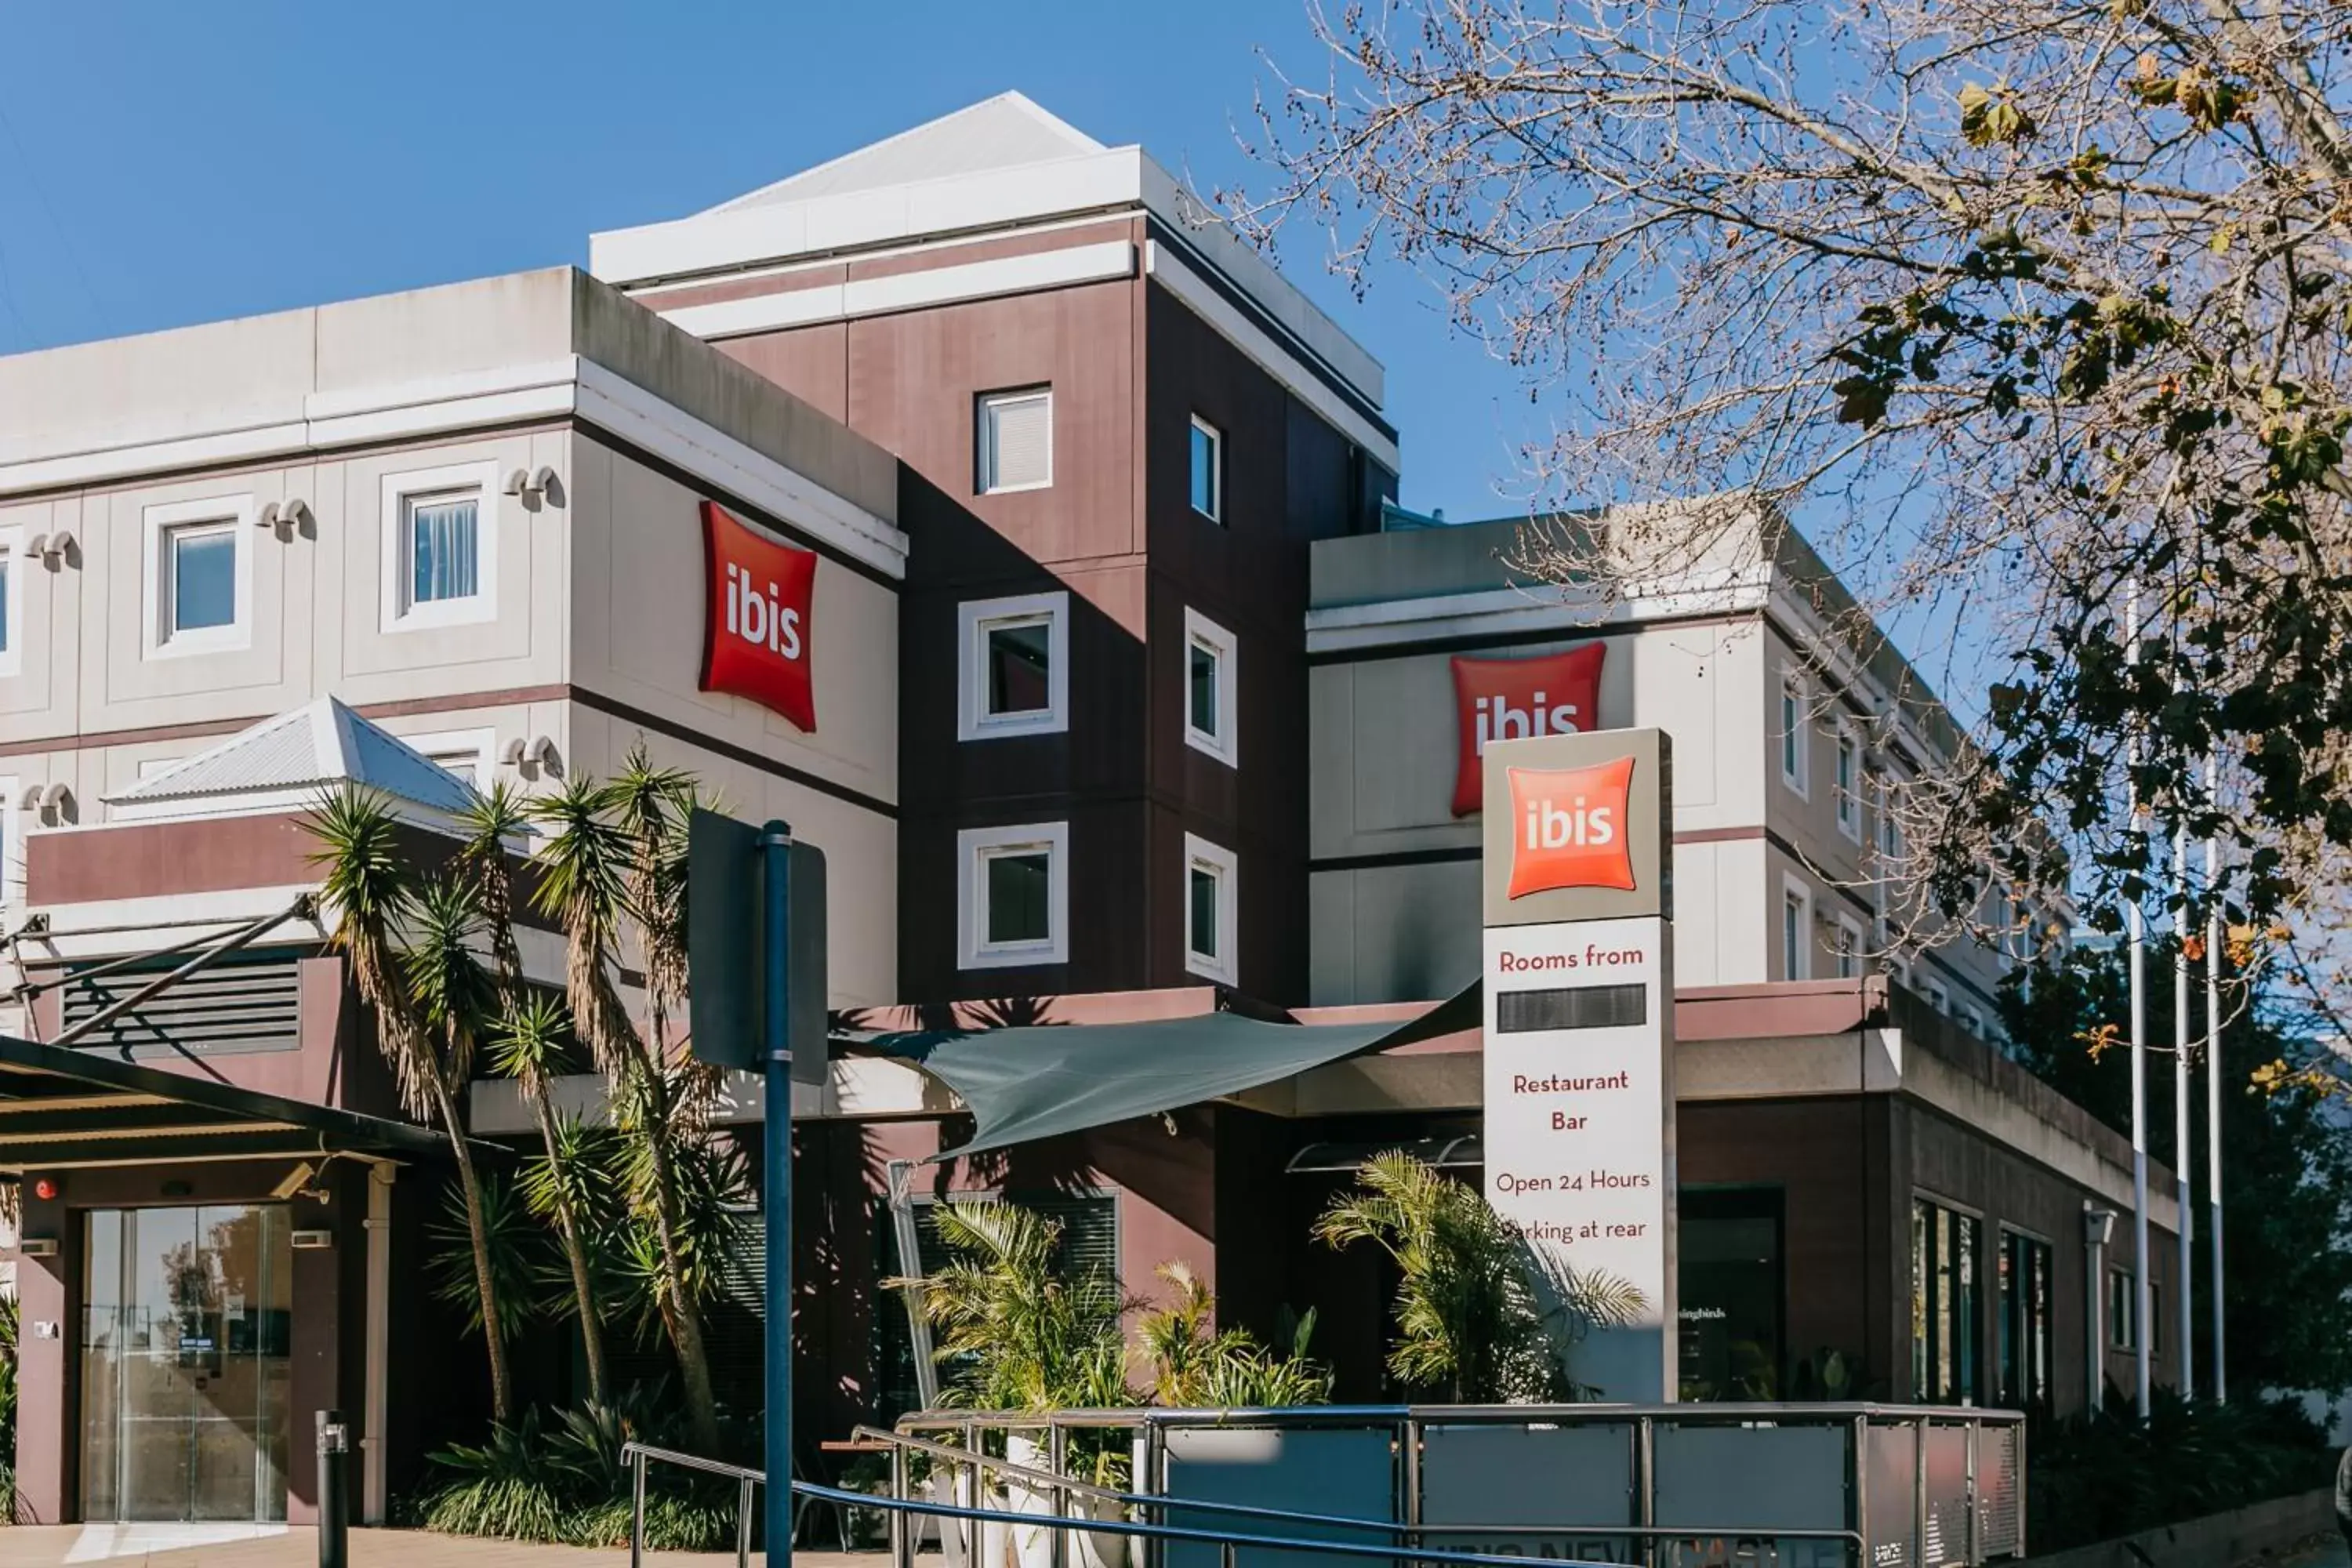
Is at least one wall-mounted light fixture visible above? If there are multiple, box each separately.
[501,735,563,779]
[25,529,76,568]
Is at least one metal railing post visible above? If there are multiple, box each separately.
[739,1473,756,1568]
[1051,1423,1071,1568]
[1401,1415,1423,1568]
[1636,1415,1657,1568]
[631,1446,648,1568]
[1912,1417,1928,1568]
[891,1433,913,1568]
[1851,1414,1871,1568]
[1964,1420,1980,1567]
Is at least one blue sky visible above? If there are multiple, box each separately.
[0,0,1540,521]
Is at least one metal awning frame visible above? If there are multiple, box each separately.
[0,1029,461,1174]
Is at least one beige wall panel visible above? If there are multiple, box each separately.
[0,307,319,459]
[1308,860,1482,1007]
[564,703,896,1008]
[568,435,898,809]
[0,496,77,736]
[326,433,567,702]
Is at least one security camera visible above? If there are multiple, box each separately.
[270,1162,318,1202]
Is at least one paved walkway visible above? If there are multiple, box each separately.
[0,1525,903,1568]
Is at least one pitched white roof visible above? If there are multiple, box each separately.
[106,697,478,822]
[706,93,1104,213]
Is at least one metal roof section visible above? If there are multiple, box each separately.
[103,696,477,823]
[0,1029,452,1173]
[706,93,1105,212]
[590,96,1388,419]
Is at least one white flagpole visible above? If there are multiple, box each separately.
[2127,585,2153,1417]
[2173,825,2194,1397]
[2205,754,2226,1402]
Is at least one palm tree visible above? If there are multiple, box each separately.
[1134,1261,1333,1409]
[893,1200,1131,1413]
[1314,1150,1645,1403]
[530,763,728,1454]
[309,787,516,1421]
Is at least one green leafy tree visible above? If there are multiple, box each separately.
[2001,946,2352,1397]
[1316,1151,1644,1403]
[1236,0,2352,981]
[310,787,516,1421]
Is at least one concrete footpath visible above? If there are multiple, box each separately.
[0,1525,907,1568]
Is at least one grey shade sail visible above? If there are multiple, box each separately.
[859,985,1479,1161]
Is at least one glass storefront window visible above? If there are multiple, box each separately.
[1997,1228,2053,1410]
[81,1204,293,1523]
[1910,1196,1980,1406]
[1677,1186,1784,1401]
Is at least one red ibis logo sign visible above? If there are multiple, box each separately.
[1451,644,1604,816]
[699,500,817,733]
[1505,755,1637,899]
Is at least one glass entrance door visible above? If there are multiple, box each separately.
[81,1205,293,1523]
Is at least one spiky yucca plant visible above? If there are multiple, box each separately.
[893,1200,1131,1414]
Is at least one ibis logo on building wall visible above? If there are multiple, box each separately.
[699,500,817,732]
[1504,755,1637,898]
[1450,644,1605,815]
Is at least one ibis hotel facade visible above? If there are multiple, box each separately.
[0,96,2180,1527]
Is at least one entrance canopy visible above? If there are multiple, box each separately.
[859,985,1479,1160]
[0,1032,450,1173]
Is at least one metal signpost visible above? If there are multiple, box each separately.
[689,809,828,1566]
[1478,728,1677,1400]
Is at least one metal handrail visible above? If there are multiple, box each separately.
[620,1441,1868,1568]
[852,1421,1867,1544]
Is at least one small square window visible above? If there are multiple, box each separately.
[958,822,1069,969]
[1183,833,1238,985]
[1835,727,1861,840]
[978,388,1053,494]
[406,492,481,606]
[1781,879,1810,982]
[142,495,253,659]
[0,535,16,674]
[1183,608,1238,767]
[1925,980,1950,1014]
[1835,916,1864,981]
[381,462,499,633]
[1189,416,1223,522]
[1779,673,1809,796]
[957,592,1069,741]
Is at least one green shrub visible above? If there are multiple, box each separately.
[2026,1390,2336,1552]
[1,1293,17,1523]
[409,1379,745,1550]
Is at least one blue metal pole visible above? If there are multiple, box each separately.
[760,821,793,1567]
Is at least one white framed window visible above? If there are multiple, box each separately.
[1834,724,1862,841]
[1780,876,1812,982]
[0,525,21,677]
[1779,670,1809,797]
[956,592,1069,742]
[1189,416,1223,523]
[1835,914,1864,981]
[1924,978,1950,1014]
[957,821,1069,969]
[1183,607,1239,768]
[976,387,1054,494]
[1182,832,1238,985]
[400,726,499,792]
[143,494,255,659]
[381,462,499,633]
[1958,1004,1984,1040]
[0,771,19,919]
